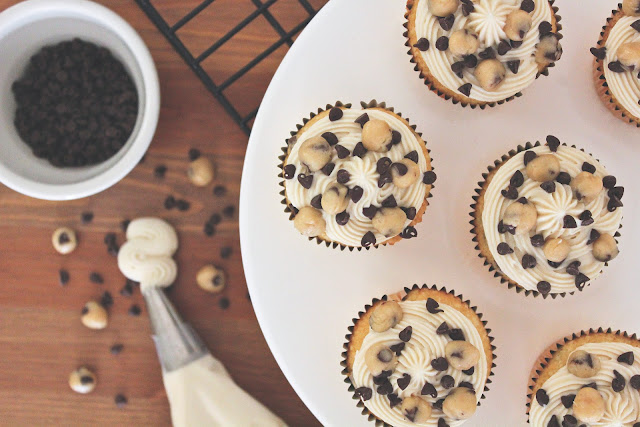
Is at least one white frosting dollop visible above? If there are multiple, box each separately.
[529,342,640,426]
[118,217,178,292]
[604,15,640,120]
[351,300,488,427]
[414,0,555,102]
[482,145,623,294]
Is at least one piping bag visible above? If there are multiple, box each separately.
[118,218,286,427]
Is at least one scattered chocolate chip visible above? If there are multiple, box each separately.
[391,131,402,145]
[418,381,437,398]
[536,388,549,406]
[497,242,513,255]
[423,171,437,185]
[563,215,577,229]
[630,375,640,390]
[413,38,430,52]
[566,261,581,276]
[479,47,496,60]
[547,260,562,268]
[609,61,626,73]
[328,107,343,121]
[530,234,545,247]
[546,415,560,427]
[540,180,556,193]
[398,326,412,342]
[361,231,376,248]
[120,219,131,232]
[448,328,465,341]
[521,0,534,12]
[382,195,397,208]
[204,222,215,237]
[283,164,296,179]
[522,254,537,269]
[609,186,624,199]
[612,370,626,392]
[321,162,335,176]
[355,386,372,401]
[433,399,445,411]
[404,151,419,163]
[321,131,338,146]
[556,172,571,185]
[220,246,232,259]
[349,186,363,203]
[523,150,537,166]
[352,142,367,158]
[335,145,350,159]
[59,269,70,286]
[579,210,593,226]
[462,367,475,376]
[438,14,455,31]
[602,175,616,189]
[176,199,190,212]
[590,47,607,60]
[501,186,518,199]
[128,304,141,316]
[537,281,551,295]
[376,379,393,395]
[392,162,408,177]
[89,272,103,284]
[507,171,523,188]
[390,342,405,356]
[632,19,640,32]
[510,40,523,48]
[618,351,635,365]
[188,148,201,161]
[459,382,474,391]
[298,173,313,189]
[219,297,230,310]
[436,322,449,335]
[431,357,449,371]
[582,162,596,174]
[114,394,128,408]
[438,419,450,427]
[363,206,378,220]
[435,36,449,51]
[451,61,465,78]
[387,393,401,409]
[397,373,411,390]
[110,343,124,355]
[154,165,167,179]
[373,371,392,385]
[426,298,443,314]
[562,415,577,427]
[575,273,589,290]
[458,83,472,97]
[497,40,511,55]
[309,195,323,210]
[464,54,478,68]
[538,21,552,36]
[401,207,417,220]
[80,212,94,225]
[560,393,575,408]
[209,213,222,225]
[336,169,350,184]
[517,197,528,204]
[120,281,133,297]
[498,220,516,235]
[99,291,113,309]
[401,226,418,239]
[164,195,176,210]
[376,158,392,175]
[336,211,350,226]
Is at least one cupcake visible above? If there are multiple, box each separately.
[279,101,436,251]
[342,285,495,426]
[405,0,562,108]
[471,136,624,298]
[527,328,640,426]
[591,0,640,127]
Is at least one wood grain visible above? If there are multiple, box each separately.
[0,0,324,425]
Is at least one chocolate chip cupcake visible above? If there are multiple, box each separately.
[471,136,624,298]
[405,0,562,108]
[342,285,495,426]
[591,0,640,127]
[279,101,436,250]
[527,328,640,426]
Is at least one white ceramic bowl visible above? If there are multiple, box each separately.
[0,0,160,200]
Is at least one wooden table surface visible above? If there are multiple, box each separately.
[0,0,325,425]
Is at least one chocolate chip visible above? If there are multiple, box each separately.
[363,206,378,220]
[497,242,513,255]
[537,281,551,295]
[204,222,215,236]
[89,272,103,284]
[575,273,589,290]
[435,36,449,51]
[561,394,575,408]
[321,131,338,146]
[463,55,478,69]
[388,393,402,408]
[539,21,552,36]
[523,150,537,165]
[175,199,190,212]
[436,321,449,335]
[590,47,607,59]
[458,382,474,391]
[164,195,176,210]
[154,165,167,179]
[510,40,523,48]
[479,47,496,60]
[426,298,443,314]
[630,375,640,390]
[59,269,70,286]
[336,169,350,184]
[376,157,391,175]
[433,399,445,411]
[497,40,511,55]
[563,215,577,229]
[542,136,560,153]
[562,415,577,427]
[186,148,201,162]
[448,328,465,341]
[110,343,124,355]
[355,386,372,401]
[336,211,350,226]
[540,181,556,193]
[423,170,437,185]
[404,150,419,163]
[376,379,393,395]
[451,61,465,78]
[517,197,528,204]
[498,220,516,235]
[219,297,230,309]
[114,394,128,408]
[401,207,417,220]
[462,0,474,15]
[438,419,450,427]
[431,357,449,371]
[547,259,562,268]
[581,162,596,174]
[618,351,635,365]
[335,145,350,159]
[609,61,626,73]
[392,162,408,177]
[579,209,592,223]
[612,370,626,392]
[397,326,413,343]
[419,381,437,398]
[602,175,616,189]
[556,172,571,185]
[347,186,362,203]
[373,370,392,384]
[220,246,232,259]
[100,291,113,308]
[608,195,623,212]
[504,60,521,75]
[536,388,549,406]
[393,131,404,146]
[546,415,560,427]
[438,14,455,31]
[458,83,472,96]
[462,367,474,376]
[352,142,367,158]
[382,195,397,208]
[413,38,430,52]
[520,0,534,12]
[566,261,581,276]
[223,205,235,218]
[390,342,405,356]
[361,231,376,248]
[501,186,518,199]
[328,107,343,121]
[397,373,411,390]
[209,213,222,225]
[531,234,545,247]
[401,226,418,239]
[128,304,141,316]
[522,254,537,269]
[120,281,133,297]
[609,186,624,199]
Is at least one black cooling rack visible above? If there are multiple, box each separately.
[135,0,324,135]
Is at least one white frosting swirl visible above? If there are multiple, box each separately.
[351,300,488,427]
[414,0,555,102]
[529,342,640,426]
[284,108,430,247]
[482,145,623,294]
[118,217,178,292]
[604,15,640,120]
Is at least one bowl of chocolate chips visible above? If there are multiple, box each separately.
[0,0,159,200]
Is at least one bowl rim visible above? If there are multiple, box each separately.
[0,0,160,201]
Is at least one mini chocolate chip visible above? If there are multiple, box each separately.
[521,0,534,12]
[632,19,640,32]
[590,47,607,60]
[522,254,537,269]
[352,142,367,158]
[464,54,478,68]
[177,199,190,212]
[579,210,592,221]
[397,373,411,390]
[448,328,465,341]
[373,370,392,384]
[59,269,70,286]
[501,186,518,199]
[582,162,596,174]
[433,399,445,411]
[540,181,556,193]
[575,273,589,290]
[547,415,560,427]
[128,304,141,316]
[114,394,128,408]
[382,195,397,207]
[602,175,616,189]
[392,162,408,177]
[523,150,537,165]
[377,172,392,188]
[322,131,338,146]
[164,195,176,210]
[544,135,560,152]
[391,131,402,145]
[561,394,575,408]
[439,14,455,31]
[435,36,449,51]
[89,272,103,284]
[458,83,472,98]
[451,61,465,78]
[120,281,133,297]
[154,165,167,179]
[297,173,313,189]
[335,145,350,159]
[426,298,443,314]
[510,40,523,48]
[209,213,222,225]
[566,261,581,276]
[321,162,335,176]
[498,220,516,235]
[361,231,376,248]
[548,260,562,268]
[539,21,552,36]
[188,148,201,161]
[220,246,232,259]
[204,222,215,237]
[497,40,511,55]
[404,150,419,163]
[402,207,417,220]
[612,370,626,392]
[328,107,343,121]
[110,343,124,355]
[363,206,378,220]
[336,169,350,184]
[563,215,577,229]
[462,0,474,15]
[458,382,474,391]
[413,38,430,52]
[309,195,323,210]
[390,342,405,356]
[401,226,418,239]
[506,60,521,74]
[531,234,545,247]
[630,375,640,390]
[431,357,449,371]
[219,297,230,309]
[536,388,550,406]
[377,379,393,395]
[609,61,626,73]
[497,242,513,255]
[350,186,364,203]
[462,367,474,376]
[399,326,412,342]
[377,157,392,174]
[537,281,551,295]
[423,171,437,185]
[479,47,496,60]
[608,195,623,212]
[336,211,350,226]
[609,186,624,199]
[509,172,525,189]
[355,386,372,401]
[388,393,402,408]
[421,381,438,397]
[100,291,113,308]
[436,322,450,335]
[618,351,635,365]
[517,197,528,204]
[438,419,450,427]
[562,415,577,427]
[556,172,571,185]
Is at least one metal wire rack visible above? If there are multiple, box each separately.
[135,0,324,135]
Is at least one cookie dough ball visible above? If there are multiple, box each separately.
[616,42,640,69]
[592,233,619,262]
[474,59,506,91]
[573,387,605,424]
[622,0,640,16]
[502,201,537,235]
[445,341,480,370]
[428,0,459,17]
[81,301,108,330]
[52,227,77,255]
[443,387,477,420]
[69,367,97,394]
[321,183,349,215]
[298,136,332,172]
[391,159,420,189]
[543,238,570,263]
[400,396,432,423]
[187,157,215,187]
[372,207,407,238]
[449,30,480,57]
[535,34,562,65]
[567,350,601,378]
[196,265,225,293]
[526,154,560,182]
[369,301,403,332]
[293,207,326,237]
[503,10,532,41]
[365,343,398,376]
[570,172,603,201]
[362,120,392,152]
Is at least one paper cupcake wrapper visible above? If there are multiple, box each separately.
[404,0,563,109]
[469,140,623,299]
[592,6,640,127]
[525,327,640,421]
[278,99,436,251]
[340,284,497,426]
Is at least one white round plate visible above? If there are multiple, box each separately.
[240,0,640,425]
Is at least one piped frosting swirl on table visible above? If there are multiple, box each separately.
[482,138,623,295]
[351,299,488,427]
[412,0,561,102]
[529,342,640,426]
[283,107,434,248]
